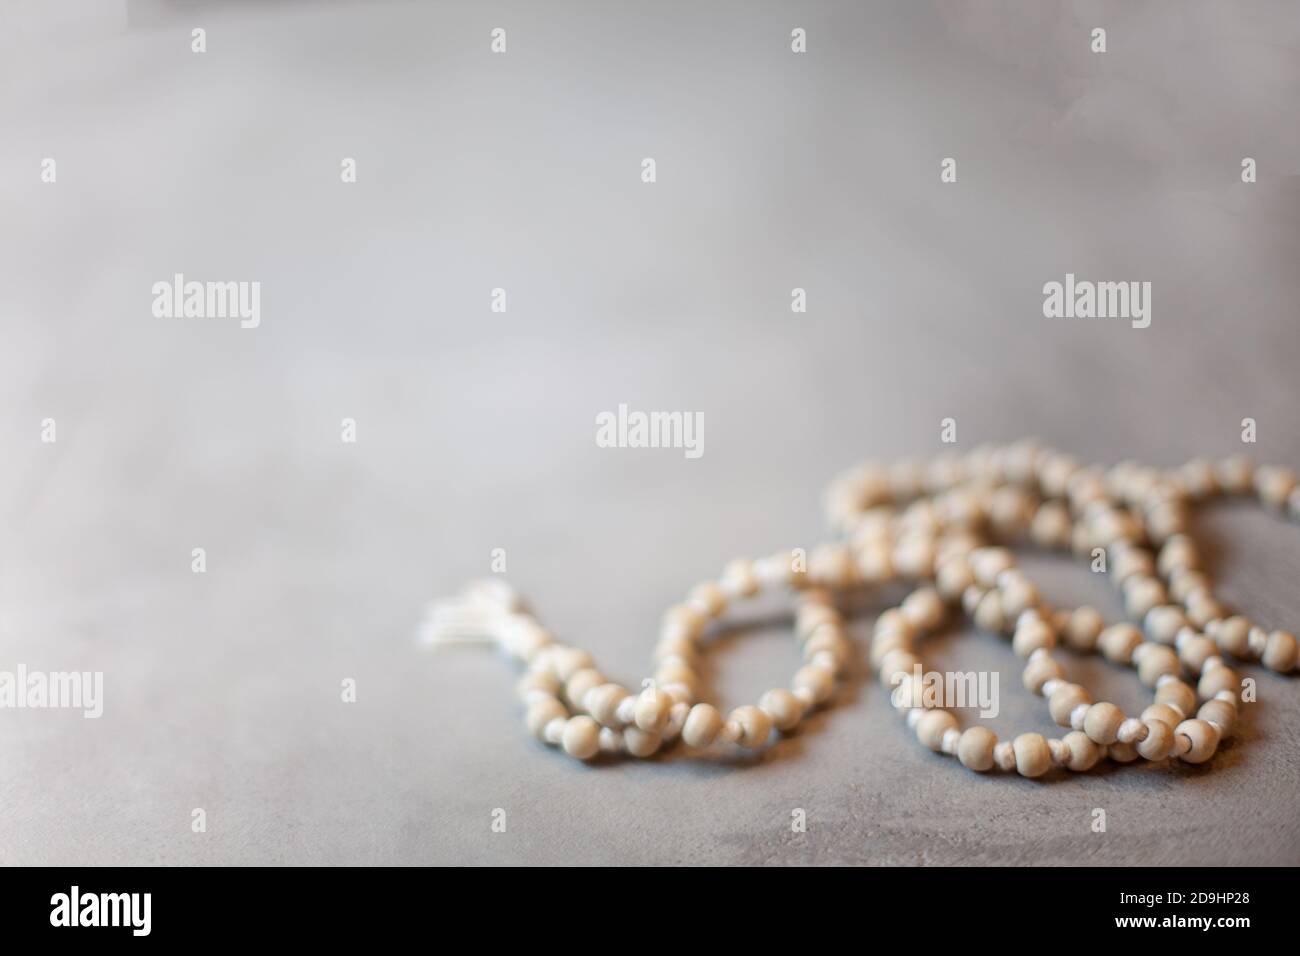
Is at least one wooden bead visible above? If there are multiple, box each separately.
[1255,464,1297,510]
[1013,733,1052,778]
[1134,643,1180,687]
[1196,699,1236,738]
[1012,619,1055,658]
[793,664,834,705]
[687,581,728,617]
[957,726,998,772]
[1062,730,1102,771]
[1108,740,1140,763]
[730,705,773,748]
[1142,703,1185,726]
[869,630,911,669]
[1098,623,1143,664]
[1136,718,1174,761]
[973,590,1007,633]
[653,660,697,692]
[1022,654,1063,695]
[1212,616,1252,658]
[565,668,606,708]
[901,587,946,630]
[623,726,661,758]
[1175,718,1220,764]
[916,710,959,751]
[1197,665,1240,702]
[803,627,850,671]
[585,683,629,726]
[998,574,1040,619]
[516,670,560,704]
[634,686,672,732]
[1083,702,1125,745]
[550,646,595,682]
[1123,576,1167,621]
[1064,606,1105,652]
[1175,629,1216,673]
[681,703,723,748]
[758,689,804,731]
[1049,683,1092,726]
[878,649,921,687]
[1144,605,1189,645]
[1154,678,1197,717]
[561,716,601,760]
[525,698,568,739]
[1262,630,1298,673]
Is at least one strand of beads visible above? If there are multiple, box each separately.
[427,554,855,761]
[431,441,1296,770]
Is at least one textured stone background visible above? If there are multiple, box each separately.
[2,0,1299,865]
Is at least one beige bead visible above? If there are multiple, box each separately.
[634,687,672,732]
[1262,630,1298,673]
[1175,629,1216,673]
[561,716,601,760]
[565,668,606,708]
[878,649,921,687]
[1196,698,1236,737]
[999,575,1040,619]
[1197,665,1240,702]
[525,697,568,739]
[1175,718,1220,764]
[1083,702,1125,744]
[1062,730,1102,771]
[1135,644,1180,687]
[1212,616,1252,659]
[721,558,761,598]
[1022,654,1063,695]
[793,664,834,705]
[1108,740,1140,763]
[973,590,1007,634]
[585,683,629,726]
[653,660,697,692]
[1049,683,1092,726]
[550,646,595,682]
[1064,606,1105,652]
[1215,455,1254,494]
[916,709,959,751]
[516,670,560,704]
[687,581,728,618]
[681,703,723,748]
[1136,718,1174,761]
[993,741,1017,771]
[758,689,804,731]
[935,558,975,602]
[901,587,946,630]
[1123,576,1167,621]
[1013,733,1052,778]
[1144,702,1185,723]
[1154,678,1197,717]
[803,627,850,671]
[1185,590,1225,630]
[653,635,699,666]
[1255,465,1297,510]
[623,726,661,758]
[661,603,707,643]
[869,629,911,669]
[957,726,998,772]
[730,705,773,748]
[1098,623,1143,664]
[796,603,839,639]
[1030,500,1073,549]
[1144,605,1189,645]
[1012,619,1055,658]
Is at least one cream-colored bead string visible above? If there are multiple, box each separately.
[426,441,1297,773]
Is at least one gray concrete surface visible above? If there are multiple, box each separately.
[2,0,1299,865]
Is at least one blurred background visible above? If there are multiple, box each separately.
[2,0,1298,864]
